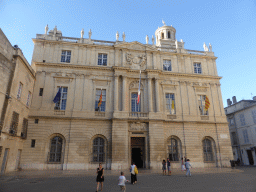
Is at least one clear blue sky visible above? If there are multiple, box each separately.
[1,0,255,107]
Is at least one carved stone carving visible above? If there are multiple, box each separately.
[56,78,70,84]
[195,88,207,92]
[129,80,143,89]
[161,80,177,85]
[129,122,147,131]
[126,53,147,68]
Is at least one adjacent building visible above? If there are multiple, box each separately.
[225,96,256,165]
[19,23,233,171]
[0,29,35,173]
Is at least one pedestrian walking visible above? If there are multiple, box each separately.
[185,159,192,177]
[162,159,167,175]
[130,162,137,184]
[181,157,186,171]
[167,158,171,175]
[96,163,104,192]
[118,172,130,192]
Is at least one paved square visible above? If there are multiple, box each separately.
[1,167,256,192]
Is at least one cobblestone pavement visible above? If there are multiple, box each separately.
[0,167,255,192]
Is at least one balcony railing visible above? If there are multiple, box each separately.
[129,112,148,118]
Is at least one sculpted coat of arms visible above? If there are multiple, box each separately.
[126,53,146,67]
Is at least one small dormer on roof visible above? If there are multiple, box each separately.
[155,21,183,49]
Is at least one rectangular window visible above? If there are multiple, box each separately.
[198,95,208,115]
[166,93,175,114]
[252,110,256,124]
[240,114,246,126]
[231,132,238,145]
[9,112,19,135]
[131,93,141,112]
[31,140,36,148]
[194,63,202,74]
[98,54,107,66]
[61,50,71,63]
[163,60,172,71]
[243,130,249,144]
[95,89,106,112]
[35,119,39,124]
[55,87,68,110]
[17,82,23,99]
[21,118,28,139]
[0,146,2,157]
[230,118,234,125]
[39,88,44,96]
[26,91,31,107]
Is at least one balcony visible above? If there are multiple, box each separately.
[129,112,148,118]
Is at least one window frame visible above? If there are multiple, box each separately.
[98,53,108,66]
[131,92,141,112]
[21,118,28,139]
[252,110,256,124]
[95,89,106,112]
[49,136,63,163]
[203,138,214,162]
[231,132,238,145]
[61,50,71,63]
[55,87,68,110]
[194,63,202,74]
[93,137,105,162]
[10,112,19,135]
[243,129,249,144]
[168,138,179,161]
[239,114,246,126]
[165,93,175,114]
[26,91,31,107]
[17,82,23,99]
[163,59,172,71]
[198,95,208,116]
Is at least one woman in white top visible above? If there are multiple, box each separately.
[130,162,137,184]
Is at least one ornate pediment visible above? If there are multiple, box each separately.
[129,122,148,131]
[126,53,146,68]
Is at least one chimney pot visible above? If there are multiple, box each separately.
[232,96,237,104]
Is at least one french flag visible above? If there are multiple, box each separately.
[137,70,141,105]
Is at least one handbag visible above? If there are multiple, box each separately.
[134,166,138,174]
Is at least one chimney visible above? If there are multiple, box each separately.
[232,96,237,104]
[253,96,256,101]
[227,99,232,106]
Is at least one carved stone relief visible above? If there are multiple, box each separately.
[126,53,146,68]
[129,122,148,131]
[129,80,143,89]
[195,87,207,92]
[55,78,70,84]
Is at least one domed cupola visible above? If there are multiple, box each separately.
[155,20,177,48]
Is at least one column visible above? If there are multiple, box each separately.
[155,79,160,112]
[114,75,119,111]
[148,78,152,112]
[122,76,127,111]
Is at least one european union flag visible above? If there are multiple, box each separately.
[53,87,61,103]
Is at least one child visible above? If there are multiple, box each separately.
[118,172,130,192]
[185,159,192,177]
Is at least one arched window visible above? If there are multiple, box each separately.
[168,138,179,161]
[203,138,214,162]
[93,137,105,162]
[49,136,63,162]
[161,32,164,39]
[168,31,171,38]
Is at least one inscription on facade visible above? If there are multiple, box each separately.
[129,122,148,131]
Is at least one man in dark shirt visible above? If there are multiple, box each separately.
[167,158,171,175]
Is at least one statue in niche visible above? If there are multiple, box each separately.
[203,42,209,52]
[116,31,119,41]
[146,35,149,44]
[122,32,125,42]
[152,35,155,45]
[45,24,48,34]
[209,43,212,52]
[88,29,92,40]
[81,28,84,38]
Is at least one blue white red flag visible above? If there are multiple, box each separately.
[53,87,61,103]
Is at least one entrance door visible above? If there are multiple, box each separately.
[131,137,145,168]
[247,150,254,165]
[1,148,10,174]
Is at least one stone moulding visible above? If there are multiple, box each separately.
[129,122,148,131]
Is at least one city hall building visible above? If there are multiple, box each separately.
[20,23,233,170]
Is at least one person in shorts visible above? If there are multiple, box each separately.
[118,172,130,192]
[167,158,171,175]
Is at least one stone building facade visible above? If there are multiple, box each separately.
[0,29,35,173]
[225,96,256,165]
[20,23,232,171]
